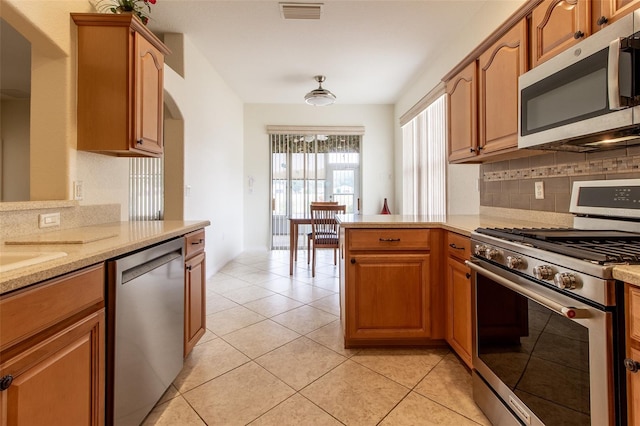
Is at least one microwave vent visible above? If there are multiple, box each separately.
[279,2,323,20]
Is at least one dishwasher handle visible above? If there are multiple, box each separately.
[122,251,182,284]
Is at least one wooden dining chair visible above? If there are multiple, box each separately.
[309,204,346,277]
[307,201,339,264]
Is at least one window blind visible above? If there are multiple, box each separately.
[129,157,164,221]
[402,94,446,216]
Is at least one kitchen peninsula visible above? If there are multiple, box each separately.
[336,213,572,350]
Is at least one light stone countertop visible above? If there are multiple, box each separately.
[337,214,572,236]
[613,265,640,287]
[0,220,210,295]
[339,214,640,287]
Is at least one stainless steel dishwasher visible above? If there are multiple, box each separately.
[106,238,184,425]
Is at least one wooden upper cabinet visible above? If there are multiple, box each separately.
[72,13,171,157]
[135,33,165,154]
[593,0,640,30]
[446,61,478,163]
[478,19,528,156]
[531,0,589,68]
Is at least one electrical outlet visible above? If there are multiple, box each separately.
[535,181,545,200]
[73,181,84,200]
[39,212,60,228]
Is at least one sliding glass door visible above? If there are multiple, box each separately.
[270,133,360,250]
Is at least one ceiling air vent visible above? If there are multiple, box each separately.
[279,3,323,20]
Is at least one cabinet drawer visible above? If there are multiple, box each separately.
[185,229,206,258]
[0,263,105,351]
[348,229,430,251]
[447,232,471,260]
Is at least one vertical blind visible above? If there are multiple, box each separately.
[129,157,164,221]
[270,133,361,249]
[402,94,446,216]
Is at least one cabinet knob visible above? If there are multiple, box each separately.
[469,148,476,153]
[0,375,13,391]
[625,358,640,373]
[136,139,143,145]
[465,272,471,279]
[186,265,192,271]
[574,30,585,39]
[597,16,608,26]
[350,258,356,264]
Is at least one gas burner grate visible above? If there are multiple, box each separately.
[476,227,640,264]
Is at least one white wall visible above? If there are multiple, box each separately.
[394,0,527,215]
[243,104,394,250]
[163,34,245,274]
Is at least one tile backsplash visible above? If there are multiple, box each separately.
[480,147,640,213]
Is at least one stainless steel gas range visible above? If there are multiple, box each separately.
[467,179,640,426]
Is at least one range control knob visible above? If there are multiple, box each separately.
[484,248,500,261]
[474,245,500,260]
[474,244,487,257]
[533,265,555,280]
[554,272,578,290]
[506,256,524,269]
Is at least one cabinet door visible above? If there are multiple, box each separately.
[134,32,164,155]
[0,310,105,426]
[531,0,589,67]
[627,284,640,426]
[629,347,640,426]
[596,0,640,30]
[185,252,206,357]
[446,61,478,163]
[446,257,472,369]
[478,19,528,156]
[346,253,430,341]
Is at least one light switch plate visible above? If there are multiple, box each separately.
[73,181,83,200]
[534,181,545,200]
[39,212,60,228]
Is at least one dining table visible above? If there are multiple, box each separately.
[288,215,312,275]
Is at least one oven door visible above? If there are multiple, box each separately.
[467,259,614,426]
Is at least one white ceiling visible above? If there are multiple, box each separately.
[147,0,492,105]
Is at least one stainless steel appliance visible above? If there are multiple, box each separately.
[467,179,640,425]
[518,10,640,152]
[106,238,184,425]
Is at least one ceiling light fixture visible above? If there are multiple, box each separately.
[305,75,336,106]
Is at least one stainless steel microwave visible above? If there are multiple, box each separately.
[518,9,640,152]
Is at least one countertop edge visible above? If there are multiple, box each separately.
[0,220,210,295]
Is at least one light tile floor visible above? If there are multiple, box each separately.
[143,249,491,425]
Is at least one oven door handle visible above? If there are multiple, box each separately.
[466,260,589,319]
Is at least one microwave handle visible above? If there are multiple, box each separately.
[608,38,623,110]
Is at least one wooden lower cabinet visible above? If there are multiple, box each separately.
[0,264,105,426]
[626,283,640,425]
[341,228,444,347]
[445,232,473,369]
[184,229,206,357]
